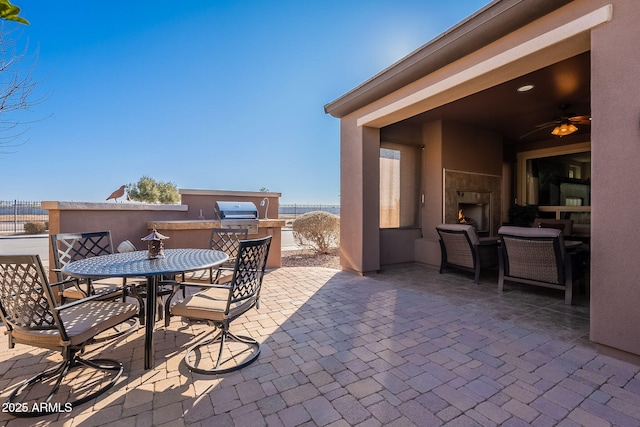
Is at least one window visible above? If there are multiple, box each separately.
[379,142,420,228]
[517,142,591,225]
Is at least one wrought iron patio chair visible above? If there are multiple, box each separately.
[180,228,248,284]
[167,236,271,374]
[0,255,138,417]
[51,231,134,302]
[498,225,573,304]
[436,223,498,284]
[51,230,165,325]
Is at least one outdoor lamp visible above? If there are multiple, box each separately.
[142,226,169,259]
[260,197,269,219]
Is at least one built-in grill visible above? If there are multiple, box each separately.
[214,201,259,234]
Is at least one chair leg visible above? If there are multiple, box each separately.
[565,283,573,305]
[498,250,505,292]
[564,255,574,305]
[130,285,146,325]
[184,325,261,375]
[6,349,123,418]
[164,282,182,327]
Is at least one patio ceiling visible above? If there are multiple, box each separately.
[402,51,591,144]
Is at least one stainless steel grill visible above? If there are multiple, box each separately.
[214,201,259,234]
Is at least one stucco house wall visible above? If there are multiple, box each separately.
[589,0,640,358]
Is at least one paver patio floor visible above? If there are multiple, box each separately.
[2,264,640,426]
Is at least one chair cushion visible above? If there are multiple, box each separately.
[499,225,561,239]
[181,269,214,282]
[171,286,254,323]
[11,300,138,348]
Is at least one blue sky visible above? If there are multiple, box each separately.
[2,1,490,204]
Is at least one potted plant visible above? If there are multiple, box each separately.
[507,204,539,227]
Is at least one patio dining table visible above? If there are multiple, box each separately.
[62,248,228,369]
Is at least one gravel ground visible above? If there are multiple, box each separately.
[280,248,340,269]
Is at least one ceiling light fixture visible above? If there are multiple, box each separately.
[517,84,535,92]
[551,122,578,137]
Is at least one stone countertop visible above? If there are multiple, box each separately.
[148,219,286,230]
[43,201,188,211]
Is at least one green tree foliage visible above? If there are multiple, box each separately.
[127,176,180,204]
[0,0,28,25]
[292,211,340,254]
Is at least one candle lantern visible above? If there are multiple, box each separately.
[141,227,169,259]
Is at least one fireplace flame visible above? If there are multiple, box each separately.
[458,209,466,223]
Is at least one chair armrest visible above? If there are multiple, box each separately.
[162,281,232,327]
[54,287,123,312]
[49,278,80,289]
[176,282,233,291]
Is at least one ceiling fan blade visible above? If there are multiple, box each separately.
[519,124,555,139]
[533,120,561,128]
[569,115,591,125]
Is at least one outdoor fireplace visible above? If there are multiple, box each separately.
[443,169,501,237]
[457,191,491,236]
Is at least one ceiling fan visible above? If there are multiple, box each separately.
[520,104,591,139]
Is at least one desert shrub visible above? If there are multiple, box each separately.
[292,211,339,254]
[24,221,47,234]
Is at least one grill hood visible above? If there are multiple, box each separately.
[214,201,259,234]
[214,201,259,219]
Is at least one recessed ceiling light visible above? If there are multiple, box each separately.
[517,84,535,92]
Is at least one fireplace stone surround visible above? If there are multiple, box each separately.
[443,169,502,237]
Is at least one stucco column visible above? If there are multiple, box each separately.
[589,0,640,358]
[415,121,444,265]
[340,117,380,274]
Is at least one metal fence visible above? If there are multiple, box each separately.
[278,204,340,219]
[0,200,49,234]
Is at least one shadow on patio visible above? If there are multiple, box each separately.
[2,264,640,426]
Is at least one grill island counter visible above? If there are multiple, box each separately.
[42,190,285,279]
[148,219,284,269]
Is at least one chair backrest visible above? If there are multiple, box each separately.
[227,236,272,315]
[210,228,248,267]
[0,255,65,343]
[533,218,574,236]
[498,226,565,284]
[436,224,479,269]
[51,231,114,281]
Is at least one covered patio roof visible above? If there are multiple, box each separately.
[324,0,571,119]
[324,0,606,145]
